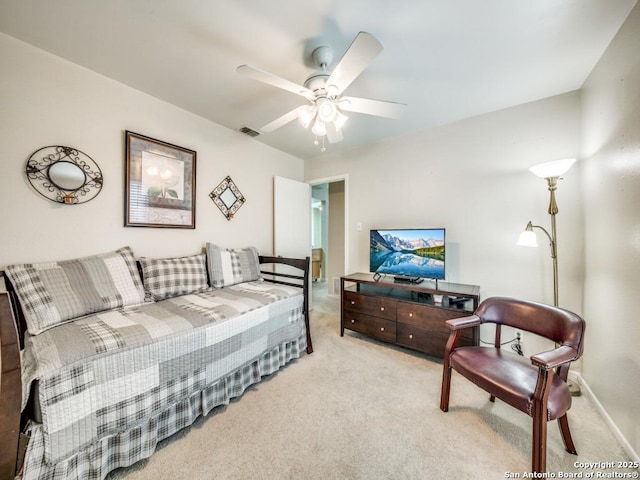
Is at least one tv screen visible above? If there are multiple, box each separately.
[370,228,446,281]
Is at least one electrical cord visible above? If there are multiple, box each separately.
[511,333,523,356]
[480,332,524,356]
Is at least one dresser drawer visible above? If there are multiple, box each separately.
[396,301,470,335]
[397,324,476,356]
[343,291,396,320]
[396,323,430,352]
[343,310,396,343]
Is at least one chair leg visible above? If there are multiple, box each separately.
[489,394,496,403]
[440,365,452,412]
[557,414,577,455]
[532,411,547,473]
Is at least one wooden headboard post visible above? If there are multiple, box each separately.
[0,291,22,479]
[258,256,313,354]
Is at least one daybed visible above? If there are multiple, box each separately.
[0,245,312,480]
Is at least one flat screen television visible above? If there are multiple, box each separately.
[370,228,446,283]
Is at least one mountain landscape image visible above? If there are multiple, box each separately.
[370,229,446,279]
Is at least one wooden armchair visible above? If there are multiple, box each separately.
[440,296,586,473]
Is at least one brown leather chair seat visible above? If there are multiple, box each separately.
[450,346,572,420]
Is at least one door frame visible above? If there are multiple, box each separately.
[307,174,350,281]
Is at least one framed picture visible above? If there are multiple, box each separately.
[125,131,196,228]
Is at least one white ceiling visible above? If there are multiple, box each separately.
[0,0,636,160]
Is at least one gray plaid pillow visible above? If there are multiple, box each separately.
[206,244,261,288]
[5,246,146,335]
[139,253,209,301]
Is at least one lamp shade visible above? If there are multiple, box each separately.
[517,229,538,247]
[529,158,576,179]
[311,117,327,136]
[517,222,538,247]
[334,110,348,130]
[297,105,316,129]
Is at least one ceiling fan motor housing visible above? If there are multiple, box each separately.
[304,74,331,96]
[311,46,333,69]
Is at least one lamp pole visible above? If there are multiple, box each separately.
[525,220,558,307]
[518,157,580,395]
[546,176,560,307]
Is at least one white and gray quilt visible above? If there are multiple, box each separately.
[20,280,307,480]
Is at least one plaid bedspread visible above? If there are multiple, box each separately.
[20,280,306,472]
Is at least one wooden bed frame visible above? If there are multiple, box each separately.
[0,255,311,480]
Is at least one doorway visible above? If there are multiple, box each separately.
[309,175,349,298]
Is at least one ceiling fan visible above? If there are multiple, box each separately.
[237,31,406,151]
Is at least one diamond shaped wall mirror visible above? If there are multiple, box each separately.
[209,176,245,220]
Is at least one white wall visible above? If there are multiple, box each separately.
[305,92,583,314]
[0,33,303,268]
[580,2,640,458]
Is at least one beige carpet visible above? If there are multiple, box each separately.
[108,283,635,480]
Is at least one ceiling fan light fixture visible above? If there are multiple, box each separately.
[316,98,337,123]
[311,117,327,137]
[333,110,348,130]
[297,105,316,129]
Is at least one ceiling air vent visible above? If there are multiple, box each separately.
[239,126,260,137]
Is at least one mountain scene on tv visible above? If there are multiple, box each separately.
[370,229,445,279]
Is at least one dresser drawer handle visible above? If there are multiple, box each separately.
[351,319,355,324]
[380,327,385,332]
[409,334,413,339]
[409,313,413,317]
[380,307,385,311]
[351,301,355,305]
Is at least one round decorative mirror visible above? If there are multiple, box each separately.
[48,161,87,190]
[26,146,103,204]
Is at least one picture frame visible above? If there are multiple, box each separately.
[125,131,196,228]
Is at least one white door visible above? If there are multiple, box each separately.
[274,176,311,259]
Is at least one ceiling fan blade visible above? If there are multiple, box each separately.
[326,123,344,144]
[326,32,383,95]
[339,96,406,119]
[260,107,302,133]
[237,65,315,100]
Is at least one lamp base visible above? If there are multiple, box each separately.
[568,379,581,397]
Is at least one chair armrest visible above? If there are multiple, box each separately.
[445,314,481,331]
[531,345,578,370]
[443,315,481,359]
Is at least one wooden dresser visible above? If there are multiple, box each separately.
[340,273,480,358]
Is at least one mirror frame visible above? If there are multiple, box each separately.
[26,146,103,204]
[209,176,245,220]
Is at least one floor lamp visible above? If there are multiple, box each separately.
[517,157,581,395]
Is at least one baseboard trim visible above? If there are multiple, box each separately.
[571,372,639,463]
